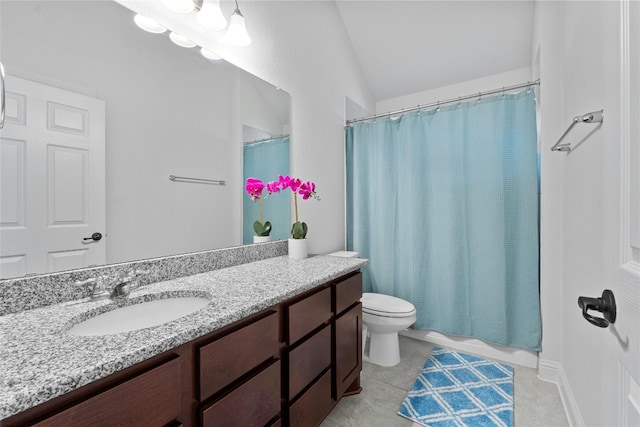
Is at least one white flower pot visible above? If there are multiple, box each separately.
[288,238,308,259]
[253,235,272,244]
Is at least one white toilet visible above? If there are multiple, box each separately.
[361,292,416,367]
[327,251,417,367]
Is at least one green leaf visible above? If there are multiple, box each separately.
[253,220,272,236]
[290,221,308,239]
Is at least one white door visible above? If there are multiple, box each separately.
[615,1,640,424]
[0,75,105,278]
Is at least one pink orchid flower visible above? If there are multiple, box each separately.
[245,177,264,201]
[298,181,316,200]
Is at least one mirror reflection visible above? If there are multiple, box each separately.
[0,0,291,279]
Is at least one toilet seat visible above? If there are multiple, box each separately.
[362,293,416,318]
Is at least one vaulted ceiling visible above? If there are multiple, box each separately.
[334,1,535,101]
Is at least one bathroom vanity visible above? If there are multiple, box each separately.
[0,253,366,427]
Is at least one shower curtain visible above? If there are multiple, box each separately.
[243,136,290,244]
[346,90,541,351]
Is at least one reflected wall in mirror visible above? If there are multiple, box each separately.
[0,0,290,279]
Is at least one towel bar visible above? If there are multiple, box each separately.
[168,175,226,185]
[551,110,603,152]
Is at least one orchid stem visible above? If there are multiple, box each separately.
[259,197,264,225]
[294,193,299,223]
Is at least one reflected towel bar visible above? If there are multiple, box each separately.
[168,175,226,185]
[551,110,603,152]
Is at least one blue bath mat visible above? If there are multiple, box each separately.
[398,347,513,427]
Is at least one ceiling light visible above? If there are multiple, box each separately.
[200,48,223,60]
[224,3,251,47]
[161,0,194,14]
[197,0,227,31]
[169,32,197,48]
[133,14,167,34]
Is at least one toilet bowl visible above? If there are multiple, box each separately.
[326,251,417,367]
[361,292,416,367]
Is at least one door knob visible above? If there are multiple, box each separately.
[577,289,616,328]
[83,232,103,242]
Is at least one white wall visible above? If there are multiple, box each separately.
[120,0,376,255]
[376,67,532,114]
[531,0,566,383]
[534,1,625,425]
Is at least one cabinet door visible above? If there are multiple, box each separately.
[33,358,181,427]
[334,303,362,399]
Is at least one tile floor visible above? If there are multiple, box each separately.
[321,336,569,427]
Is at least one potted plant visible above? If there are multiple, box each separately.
[245,177,272,243]
[274,175,320,258]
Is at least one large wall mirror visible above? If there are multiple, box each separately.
[0,0,291,279]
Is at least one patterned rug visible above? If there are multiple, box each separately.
[398,347,513,427]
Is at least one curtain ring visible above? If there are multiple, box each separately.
[436,101,441,112]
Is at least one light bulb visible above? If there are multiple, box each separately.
[133,14,167,34]
[200,48,223,60]
[161,0,194,14]
[224,9,251,46]
[197,0,227,31]
[169,32,197,48]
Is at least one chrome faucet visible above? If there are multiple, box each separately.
[76,269,150,301]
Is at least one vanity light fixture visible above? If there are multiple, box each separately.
[161,0,194,14]
[224,0,251,46]
[169,32,197,48]
[133,14,167,34]
[200,47,223,60]
[197,0,227,31]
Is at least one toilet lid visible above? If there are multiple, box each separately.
[361,293,416,317]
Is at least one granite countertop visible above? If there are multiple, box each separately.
[0,255,368,420]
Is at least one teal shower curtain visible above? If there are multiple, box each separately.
[243,136,290,244]
[346,90,541,350]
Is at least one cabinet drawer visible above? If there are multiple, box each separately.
[289,369,333,427]
[34,358,181,427]
[335,273,362,315]
[200,311,279,400]
[289,324,331,400]
[288,287,331,344]
[201,360,281,427]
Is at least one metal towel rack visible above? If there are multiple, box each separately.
[168,175,226,185]
[551,110,604,152]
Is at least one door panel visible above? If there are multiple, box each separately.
[0,75,105,278]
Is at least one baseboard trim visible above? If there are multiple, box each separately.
[537,358,561,383]
[399,329,538,368]
[538,358,585,427]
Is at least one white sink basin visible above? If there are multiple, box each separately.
[67,297,211,336]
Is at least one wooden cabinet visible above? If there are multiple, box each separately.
[199,311,280,401]
[288,287,331,344]
[2,271,363,427]
[28,357,181,427]
[335,303,363,399]
[201,360,281,427]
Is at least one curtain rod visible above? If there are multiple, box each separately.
[243,134,289,145]
[346,79,540,125]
